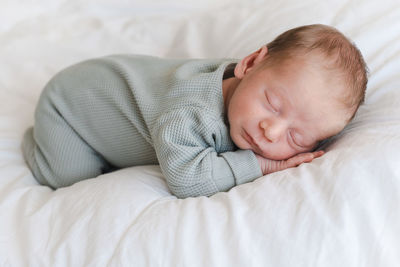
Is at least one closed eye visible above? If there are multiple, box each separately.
[289,130,304,148]
[265,92,278,113]
[289,130,316,150]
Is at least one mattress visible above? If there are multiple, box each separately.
[1,0,400,266]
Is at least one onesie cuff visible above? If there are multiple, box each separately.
[220,149,263,186]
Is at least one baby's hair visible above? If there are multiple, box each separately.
[264,24,368,122]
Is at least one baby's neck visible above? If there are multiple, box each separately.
[222,79,240,116]
[222,63,241,116]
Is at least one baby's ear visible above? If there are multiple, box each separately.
[233,61,246,79]
[235,45,269,78]
[254,45,269,63]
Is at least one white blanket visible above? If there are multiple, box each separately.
[1,0,400,266]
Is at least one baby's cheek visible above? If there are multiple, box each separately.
[257,143,294,160]
[294,146,315,157]
[230,129,248,150]
[280,143,311,159]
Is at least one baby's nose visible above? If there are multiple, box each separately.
[260,120,286,143]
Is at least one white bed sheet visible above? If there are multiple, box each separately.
[1,0,400,266]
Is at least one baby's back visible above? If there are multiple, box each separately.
[40,56,162,168]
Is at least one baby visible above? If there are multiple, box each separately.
[22,24,368,198]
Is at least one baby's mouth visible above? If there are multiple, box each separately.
[244,130,260,150]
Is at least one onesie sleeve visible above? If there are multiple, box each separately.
[151,108,262,199]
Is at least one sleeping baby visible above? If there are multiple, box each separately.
[21,24,368,198]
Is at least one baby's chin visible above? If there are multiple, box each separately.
[232,136,295,160]
[240,144,296,161]
[254,149,298,161]
[231,133,305,160]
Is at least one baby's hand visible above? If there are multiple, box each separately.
[256,151,325,175]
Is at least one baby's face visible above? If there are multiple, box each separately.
[226,57,349,160]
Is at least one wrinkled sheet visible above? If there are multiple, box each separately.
[1,0,400,266]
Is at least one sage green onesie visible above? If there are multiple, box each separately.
[22,54,262,198]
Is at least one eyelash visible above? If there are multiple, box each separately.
[265,93,278,113]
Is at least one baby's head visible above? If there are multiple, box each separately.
[222,24,368,160]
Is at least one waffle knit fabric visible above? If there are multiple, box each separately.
[22,54,263,198]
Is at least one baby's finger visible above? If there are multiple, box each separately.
[301,152,316,163]
[286,151,325,168]
[312,150,325,158]
[302,151,324,163]
[287,153,313,167]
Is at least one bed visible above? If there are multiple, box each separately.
[1,0,400,266]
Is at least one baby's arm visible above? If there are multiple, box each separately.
[255,150,324,175]
[152,108,262,198]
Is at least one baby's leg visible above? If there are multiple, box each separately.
[21,92,113,189]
